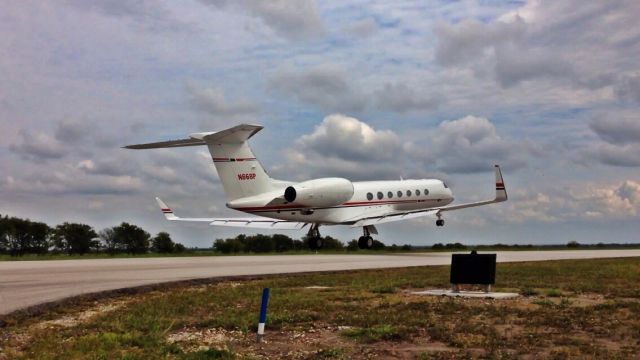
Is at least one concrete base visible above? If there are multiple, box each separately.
[411,289,519,299]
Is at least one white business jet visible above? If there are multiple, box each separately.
[125,124,507,249]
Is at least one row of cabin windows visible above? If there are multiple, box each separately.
[366,189,430,201]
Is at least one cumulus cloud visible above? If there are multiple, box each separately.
[199,0,324,41]
[587,143,640,167]
[579,112,640,167]
[590,114,640,145]
[434,1,640,92]
[614,75,640,104]
[298,114,401,162]
[374,83,442,113]
[10,130,67,161]
[64,0,190,32]
[274,114,405,180]
[344,18,378,38]
[76,156,135,177]
[187,84,258,116]
[494,180,640,224]
[3,171,143,195]
[426,116,527,173]
[269,65,367,112]
[279,114,525,180]
[55,119,92,143]
[434,18,526,68]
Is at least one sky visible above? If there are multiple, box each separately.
[1,0,639,247]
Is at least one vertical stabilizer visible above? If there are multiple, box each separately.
[125,124,281,202]
[191,125,278,201]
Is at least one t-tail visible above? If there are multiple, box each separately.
[124,124,282,201]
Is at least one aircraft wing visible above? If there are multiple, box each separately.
[155,198,308,230]
[351,210,439,227]
[350,165,507,227]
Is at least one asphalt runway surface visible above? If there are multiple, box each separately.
[2,250,639,315]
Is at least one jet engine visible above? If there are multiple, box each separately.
[284,177,354,207]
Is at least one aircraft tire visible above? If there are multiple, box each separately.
[357,236,366,249]
[309,236,323,250]
[365,236,373,249]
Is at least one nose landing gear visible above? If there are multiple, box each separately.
[307,224,323,250]
[436,213,445,227]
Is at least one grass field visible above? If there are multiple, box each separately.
[2,257,640,359]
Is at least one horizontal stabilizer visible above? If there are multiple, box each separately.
[124,124,264,149]
[124,138,205,149]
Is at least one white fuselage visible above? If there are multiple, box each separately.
[228,179,454,225]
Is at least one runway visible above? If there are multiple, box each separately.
[1,250,639,315]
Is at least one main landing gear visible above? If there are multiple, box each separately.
[307,224,323,250]
[436,213,445,227]
[358,226,374,249]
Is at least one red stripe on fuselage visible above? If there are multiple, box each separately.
[232,199,433,212]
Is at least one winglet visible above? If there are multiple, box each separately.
[494,165,507,202]
[155,197,178,220]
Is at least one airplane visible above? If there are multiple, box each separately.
[125,124,507,250]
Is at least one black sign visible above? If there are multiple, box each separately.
[450,252,496,285]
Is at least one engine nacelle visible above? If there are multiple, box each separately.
[284,177,354,207]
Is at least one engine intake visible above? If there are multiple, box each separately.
[284,178,354,207]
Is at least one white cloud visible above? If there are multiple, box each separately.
[269,65,367,112]
[9,130,67,161]
[426,116,528,173]
[579,111,640,167]
[198,0,324,41]
[344,18,378,38]
[374,82,442,113]
[187,83,259,116]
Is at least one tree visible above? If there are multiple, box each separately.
[4,217,50,256]
[346,239,359,251]
[272,234,294,252]
[99,228,119,254]
[371,239,386,250]
[174,243,186,253]
[567,240,580,248]
[52,222,98,255]
[113,222,150,254]
[152,232,175,253]
[322,236,344,250]
[0,215,8,254]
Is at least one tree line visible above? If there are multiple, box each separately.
[0,214,184,256]
[212,234,396,253]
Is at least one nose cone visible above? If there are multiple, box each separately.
[447,189,454,203]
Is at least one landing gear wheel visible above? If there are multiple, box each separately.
[309,236,323,250]
[365,236,373,249]
[358,236,366,249]
[358,236,373,249]
[307,224,322,250]
[436,219,445,227]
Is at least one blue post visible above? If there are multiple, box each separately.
[257,288,270,342]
